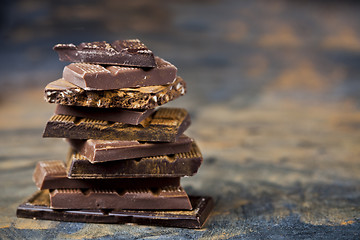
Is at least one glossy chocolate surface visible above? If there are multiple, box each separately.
[63,57,177,90]
[67,135,193,163]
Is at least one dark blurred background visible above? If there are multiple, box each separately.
[1,0,360,106]
[1,1,360,238]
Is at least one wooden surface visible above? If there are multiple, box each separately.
[1,0,360,239]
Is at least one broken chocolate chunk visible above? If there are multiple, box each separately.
[63,57,177,90]
[67,142,203,178]
[43,108,191,142]
[53,39,156,67]
[55,105,155,125]
[33,160,181,190]
[44,77,186,109]
[67,135,193,163]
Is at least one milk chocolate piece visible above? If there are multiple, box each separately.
[55,105,155,125]
[34,160,180,190]
[67,135,193,163]
[17,190,214,228]
[67,142,202,178]
[43,108,191,142]
[53,39,156,67]
[63,57,177,90]
[50,187,192,210]
[44,77,186,109]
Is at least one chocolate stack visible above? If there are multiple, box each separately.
[17,40,213,228]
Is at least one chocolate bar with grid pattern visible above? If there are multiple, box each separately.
[67,142,202,178]
[50,187,192,210]
[53,39,156,67]
[43,108,191,142]
[34,160,181,190]
[55,105,155,125]
[63,57,177,90]
[17,190,214,228]
[67,135,192,163]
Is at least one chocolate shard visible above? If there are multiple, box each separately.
[44,76,186,109]
[50,187,192,210]
[67,142,203,178]
[17,190,214,229]
[55,105,155,125]
[67,135,193,163]
[53,39,156,67]
[63,57,177,90]
[43,108,191,142]
[33,160,180,190]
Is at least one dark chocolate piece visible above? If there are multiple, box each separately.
[50,187,192,210]
[67,142,202,178]
[63,57,177,90]
[43,108,191,142]
[67,135,193,163]
[44,77,186,109]
[34,160,180,190]
[53,39,156,67]
[55,105,155,125]
[17,190,214,228]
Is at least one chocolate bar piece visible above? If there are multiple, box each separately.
[17,190,214,228]
[43,108,191,142]
[44,77,186,109]
[50,187,191,210]
[55,105,155,125]
[34,160,180,190]
[67,135,193,163]
[53,39,156,67]
[63,57,177,90]
[67,142,202,178]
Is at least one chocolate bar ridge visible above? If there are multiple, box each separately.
[17,190,214,228]
[44,76,186,109]
[67,135,193,163]
[66,142,203,178]
[53,39,156,67]
[43,108,191,142]
[55,105,155,125]
[33,160,181,190]
[49,187,192,210]
[63,57,177,90]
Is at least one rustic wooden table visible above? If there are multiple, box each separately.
[0,0,360,239]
